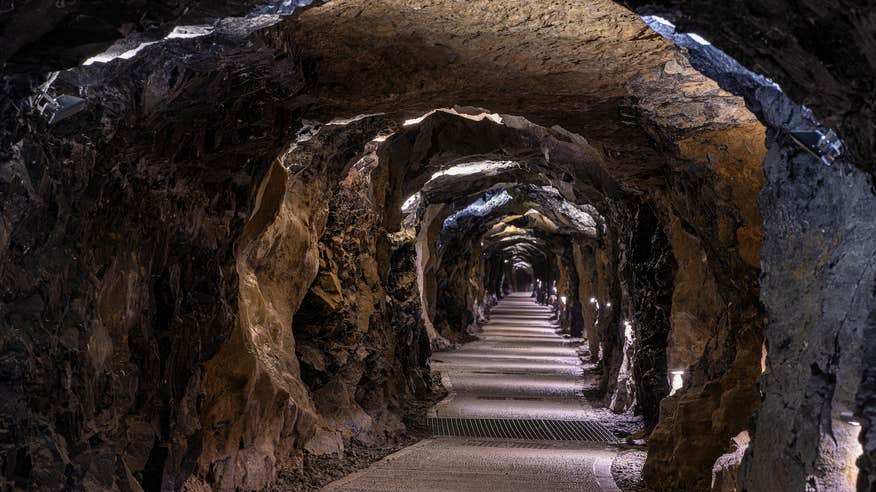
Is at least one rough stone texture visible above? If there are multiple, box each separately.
[740,128,876,491]
[613,202,675,427]
[285,0,724,188]
[612,449,649,492]
[574,243,603,360]
[385,236,433,400]
[646,322,762,491]
[640,117,766,490]
[622,0,876,174]
[0,22,311,490]
[0,22,436,488]
[432,237,483,338]
[196,116,394,490]
[291,146,429,458]
[647,23,876,490]
[3,0,873,490]
[633,68,766,490]
[664,216,719,372]
[412,204,453,347]
[0,0,284,71]
[711,431,749,492]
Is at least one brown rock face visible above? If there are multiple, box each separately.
[285,0,687,185]
[0,24,311,490]
[665,216,719,373]
[711,431,750,492]
[4,0,874,490]
[621,0,876,175]
[196,118,389,489]
[292,139,428,453]
[641,128,766,490]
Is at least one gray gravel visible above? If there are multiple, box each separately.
[611,449,650,492]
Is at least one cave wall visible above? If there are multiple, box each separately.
[433,236,482,340]
[613,201,676,427]
[289,146,427,458]
[645,20,876,489]
[571,236,623,373]
[0,27,310,489]
[0,0,283,72]
[0,26,434,488]
[553,252,576,336]
[3,0,874,489]
[198,153,325,491]
[621,0,876,175]
[645,196,762,492]
[412,204,454,348]
[740,129,876,491]
[386,236,433,400]
[663,216,719,373]
[593,231,623,400]
[190,113,406,491]
[624,45,769,487]
[559,245,586,339]
[573,243,601,360]
[642,136,766,491]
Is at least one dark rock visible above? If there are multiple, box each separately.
[623,0,876,175]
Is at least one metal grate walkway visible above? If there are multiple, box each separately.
[427,417,618,443]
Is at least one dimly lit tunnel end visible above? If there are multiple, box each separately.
[1,1,874,491]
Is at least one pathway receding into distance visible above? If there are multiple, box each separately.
[324,293,622,491]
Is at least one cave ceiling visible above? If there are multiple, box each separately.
[438,184,602,240]
[287,0,762,189]
[2,0,768,205]
[3,0,869,174]
[620,0,875,170]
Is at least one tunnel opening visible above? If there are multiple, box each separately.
[231,106,691,489]
[1,1,873,491]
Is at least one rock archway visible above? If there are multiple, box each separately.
[1,0,873,491]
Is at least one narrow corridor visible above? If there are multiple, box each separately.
[324,293,623,491]
[4,0,872,488]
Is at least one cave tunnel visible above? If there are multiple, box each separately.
[1,0,875,491]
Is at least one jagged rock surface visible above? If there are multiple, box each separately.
[0,23,310,490]
[2,0,874,490]
[622,0,876,174]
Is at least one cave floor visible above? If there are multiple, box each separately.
[323,293,630,491]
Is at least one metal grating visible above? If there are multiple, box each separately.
[427,417,618,443]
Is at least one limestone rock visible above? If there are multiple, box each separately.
[711,431,750,492]
[312,271,343,311]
